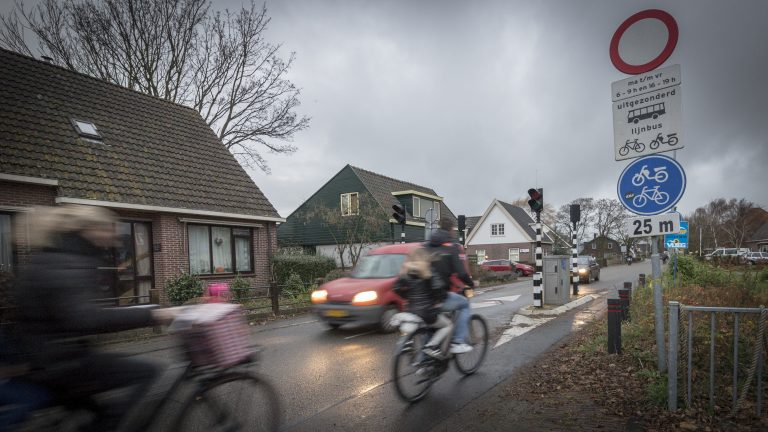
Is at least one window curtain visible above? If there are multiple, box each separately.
[189,225,211,274]
[211,227,232,273]
[235,235,251,272]
[0,215,11,272]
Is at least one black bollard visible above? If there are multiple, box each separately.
[638,274,646,289]
[607,298,622,354]
[618,288,630,322]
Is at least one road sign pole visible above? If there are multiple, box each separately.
[652,237,666,371]
[533,211,543,308]
[572,221,579,296]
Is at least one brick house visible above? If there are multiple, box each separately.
[464,199,553,265]
[0,49,284,304]
[581,235,622,261]
[278,165,457,267]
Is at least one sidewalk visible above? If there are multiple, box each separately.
[429,304,635,432]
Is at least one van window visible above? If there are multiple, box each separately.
[725,248,737,255]
[352,253,406,279]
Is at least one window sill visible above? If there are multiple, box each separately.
[196,273,256,279]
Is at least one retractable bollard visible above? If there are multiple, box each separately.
[618,288,630,322]
[607,298,622,354]
[638,274,646,289]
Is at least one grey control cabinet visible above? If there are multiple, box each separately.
[543,255,571,305]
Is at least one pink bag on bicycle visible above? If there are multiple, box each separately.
[170,303,251,368]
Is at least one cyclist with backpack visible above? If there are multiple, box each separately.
[425,217,476,354]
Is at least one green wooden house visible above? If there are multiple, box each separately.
[278,165,457,267]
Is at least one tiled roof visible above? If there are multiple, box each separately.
[498,200,553,243]
[349,165,456,221]
[749,222,768,242]
[0,49,279,218]
[465,216,481,232]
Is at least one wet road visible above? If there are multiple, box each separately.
[118,261,652,431]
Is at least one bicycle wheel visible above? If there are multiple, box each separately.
[619,146,629,156]
[172,371,281,432]
[453,315,489,375]
[392,328,434,402]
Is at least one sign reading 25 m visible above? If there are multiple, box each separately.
[624,213,680,238]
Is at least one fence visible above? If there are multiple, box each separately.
[668,301,767,416]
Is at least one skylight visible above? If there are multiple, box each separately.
[71,119,102,140]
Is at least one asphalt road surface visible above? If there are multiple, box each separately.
[116,260,652,431]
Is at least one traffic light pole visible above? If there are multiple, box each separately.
[400,224,405,244]
[572,221,579,296]
[533,211,543,308]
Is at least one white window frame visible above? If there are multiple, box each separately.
[412,196,421,218]
[607,243,613,249]
[592,243,597,250]
[508,248,520,262]
[340,192,359,216]
[491,223,505,236]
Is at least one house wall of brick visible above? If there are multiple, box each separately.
[467,242,553,265]
[1,183,278,305]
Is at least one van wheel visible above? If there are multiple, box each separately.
[379,305,398,333]
[327,322,341,330]
[594,273,600,281]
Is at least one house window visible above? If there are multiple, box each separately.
[491,223,505,236]
[508,248,520,262]
[188,225,253,275]
[70,118,102,140]
[608,243,613,249]
[413,197,421,218]
[592,243,597,250]
[0,213,13,273]
[340,192,359,216]
[476,249,486,263]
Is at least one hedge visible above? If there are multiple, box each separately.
[271,254,336,285]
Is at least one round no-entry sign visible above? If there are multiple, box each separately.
[610,9,678,75]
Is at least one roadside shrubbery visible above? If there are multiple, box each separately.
[271,254,336,286]
[165,272,204,304]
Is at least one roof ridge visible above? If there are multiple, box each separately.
[0,47,199,114]
[349,165,435,192]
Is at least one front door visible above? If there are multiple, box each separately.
[114,221,154,305]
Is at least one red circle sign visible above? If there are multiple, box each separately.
[610,9,678,75]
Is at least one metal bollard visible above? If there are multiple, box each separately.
[608,298,622,354]
[619,288,631,322]
[639,273,646,289]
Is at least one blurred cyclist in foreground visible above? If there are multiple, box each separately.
[3,205,174,431]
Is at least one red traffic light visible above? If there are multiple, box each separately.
[527,188,541,201]
[392,204,406,225]
[527,188,543,213]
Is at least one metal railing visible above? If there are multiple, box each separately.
[668,301,766,416]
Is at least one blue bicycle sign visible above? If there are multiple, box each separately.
[618,155,685,215]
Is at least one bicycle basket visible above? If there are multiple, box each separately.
[169,303,252,368]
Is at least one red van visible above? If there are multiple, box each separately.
[310,242,470,331]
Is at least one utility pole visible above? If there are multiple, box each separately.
[528,188,544,308]
[570,204,581,296]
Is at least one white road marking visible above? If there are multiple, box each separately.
[471,301,501,309]
[488,295,521,303]
[344,329,378,340]
[494,314,554,348]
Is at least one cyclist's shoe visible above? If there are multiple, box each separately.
[449,343,473,354]
[422,346,442,359]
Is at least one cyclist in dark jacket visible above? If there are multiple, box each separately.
[425,217,475,354]
[393,248,452,356]
[8,205,174,431]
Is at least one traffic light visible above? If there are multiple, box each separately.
[457,215,466,233]
[527,188,543,214]
[392,204,406,225]
[570,204,581,224]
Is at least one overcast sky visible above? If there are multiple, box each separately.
[238,0,768,218]
[6,0,767,219]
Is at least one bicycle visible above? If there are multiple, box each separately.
[390,310,489,403]
[12,304,282,432]
[618,139,645,157]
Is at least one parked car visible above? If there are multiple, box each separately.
[705,248,749,260]
[742,251,768,265]
[310,242,471,331]
[480,259,534,278]
[576,256,600,283]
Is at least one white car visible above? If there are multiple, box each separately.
[742,252,768,265]
[704,248,749,260]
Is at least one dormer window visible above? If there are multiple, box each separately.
[71,119,102,140]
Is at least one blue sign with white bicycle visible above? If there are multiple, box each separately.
[617,154,686,216]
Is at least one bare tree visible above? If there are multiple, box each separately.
[554,198,596,245]
[687,198,762,252]
[593,198,627,239]
[0,0,309,173]
[303,195,388,270]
